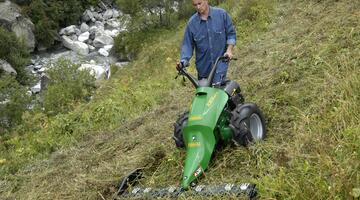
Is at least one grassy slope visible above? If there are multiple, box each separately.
[1,0,360,199]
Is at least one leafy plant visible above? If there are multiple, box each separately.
[0,75,31,130]
[41,59,96,116]
[0,27,30,85]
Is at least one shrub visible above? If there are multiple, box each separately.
[0,27,30,85]
[41,59,96,116]
[114,0,188,59]
[0,75,31,130]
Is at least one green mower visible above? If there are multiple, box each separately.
[115,56,266,199]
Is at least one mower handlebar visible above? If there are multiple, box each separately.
[176,56,236,88]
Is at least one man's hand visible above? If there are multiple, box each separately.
[224,44,234,60]
[224,51,233,60]
[176,61,183,71]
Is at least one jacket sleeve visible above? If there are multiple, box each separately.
[224,12,236,45]
[180,24,194,67]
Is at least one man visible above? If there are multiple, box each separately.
[177,0,236,85]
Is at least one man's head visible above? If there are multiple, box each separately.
[192,0,209,15]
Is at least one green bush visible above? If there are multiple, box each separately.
[41,59,96,116]
[114,0,188,59]
[0,27,30,85]
[0,75,31,130]
[114,31,147,60]
[23,0,99,48]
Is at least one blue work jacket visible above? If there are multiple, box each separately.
[180,6,236,81]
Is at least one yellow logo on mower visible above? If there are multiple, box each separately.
[188,142,201,148]
[189,115,202,121]
[206,92,218,107]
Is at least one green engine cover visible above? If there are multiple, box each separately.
[181,87,229,189]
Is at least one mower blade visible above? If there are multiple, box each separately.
[115,168,143,197]
[114,183,257,199]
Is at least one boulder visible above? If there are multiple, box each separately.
[93,34,114,48]
[0,59,17,75]
[0,0,35,52]
[82,10,94,22]
[30,82,41,94]
[106,19,121,29]
[103,9,113,20]
[80,23,89,33]
[111,29,120,37]
[113,9,121,18]
[33,64,42,70]
[88,45,96,52]
[89,26,98,35]
[93,12,103,21]
[98,48,109,57]
[104,44,113,51]
[59,25,77,35]
[62,36,89,55]
[79,63,106,80]
[95,21,105,29]
[78,31,90,42]
[104,30,113,37]
[98,1,108,11]
[74,28,81,36]
[68,34,78,41]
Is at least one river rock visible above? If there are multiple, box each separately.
[103,9,113,20]
[80,23,89,33]
[78,32,90,42]
[31,82,41,94]
[93,34,114,48]
[113,9,121,18]
[0,59,17,75]
[106,19,121,29]
[98,48,109,57]
[93,12,103,21]
[59,25,77,36]
[62,36,89,55]
[79,63,106,80]
[82,10,94,22]
[103,45,113,51]
[0,0,35,52]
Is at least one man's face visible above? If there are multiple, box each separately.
[192,0,209,15]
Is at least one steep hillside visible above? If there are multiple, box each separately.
[1,0,359,199]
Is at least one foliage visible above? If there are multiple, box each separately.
[114,0,192,59]
[41,59,96,116]
[0,27,30,85]
[22,0,99,48]
[0,75,31,130]
[114,29,155,60]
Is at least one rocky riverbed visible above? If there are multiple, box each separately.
[21,1,130,94]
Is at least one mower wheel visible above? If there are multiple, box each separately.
[173,111,189,148]
[230,103,266,146]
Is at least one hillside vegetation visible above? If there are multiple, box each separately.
[1,0,359,199]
